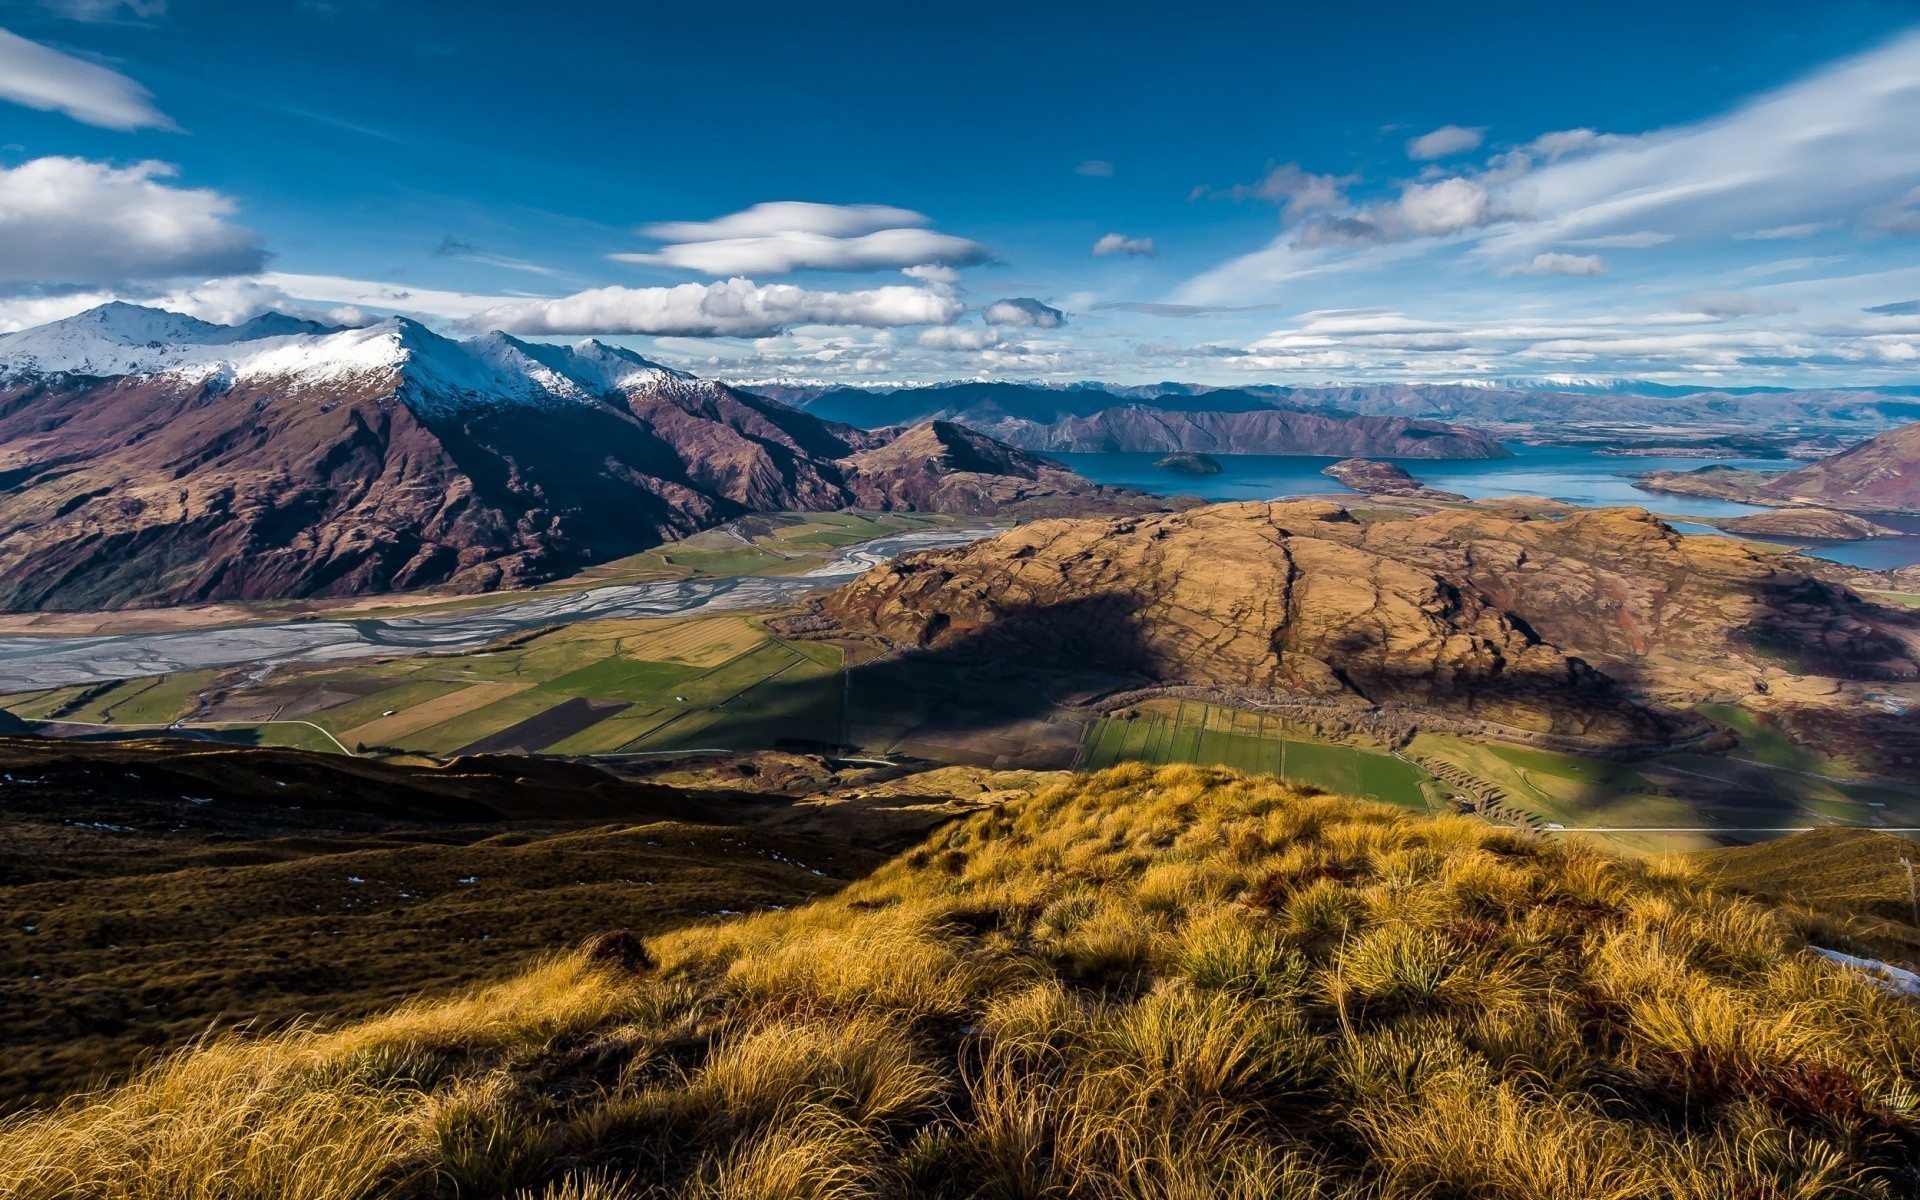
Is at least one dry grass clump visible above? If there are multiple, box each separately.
[4,763,1919,1198]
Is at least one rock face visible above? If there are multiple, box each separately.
[838,421,1166,518]
[1322,458,1467,502]
[1720,509,1901,541]
[820,502,1920,746]
[0,306,1146,611]
[1154,452,1224,475]
[1637,422,1920,514]
[792,381,1511,459]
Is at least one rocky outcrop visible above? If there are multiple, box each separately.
[1719,508,1901,540]
[1637,422,1920,515]
[817,502,1920,750]
[1321,458,1466,501]
[837,421,1167,519]
[1154,452,1224,475]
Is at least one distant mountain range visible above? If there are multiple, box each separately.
[761,378,1920,437]
[782,381,1510,458]
[0,305,1153,611]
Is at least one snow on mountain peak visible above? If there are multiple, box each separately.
[0,304,702,415]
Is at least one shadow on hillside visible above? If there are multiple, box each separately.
[715,590,1722,768]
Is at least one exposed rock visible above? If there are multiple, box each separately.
[1321,458,1466,501]
[819,502,1920,752]
[838,421,1169,519]
[1637,422,1920,515]
[1154,452,1224,475]
[1719,508,1902,541]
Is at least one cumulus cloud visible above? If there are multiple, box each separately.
[0,157,265,286]
[983,297,1067,328]
[1295,177,1498,246]
[1075,159,1114,177]
[615,201,991,276]
[0,26,176,130]
[1213,162,1355,215]
[1522,128,1628,159]
[1406,124,1484,160]
[469,278,964,338]
[1683,290,1796,317]
[1502,252,1606,276]
[901,263,960,286]
[1092,233,1156,257]
[916,325,1001,350]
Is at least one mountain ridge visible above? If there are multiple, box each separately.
[0,305,1157,610]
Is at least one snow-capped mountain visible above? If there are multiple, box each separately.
[0,302,692,413]
[0,304,1134,611]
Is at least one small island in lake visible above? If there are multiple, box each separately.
[1154,451,1224,475]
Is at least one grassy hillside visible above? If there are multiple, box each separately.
[5,764,1919,1198]
[0,738,1030,1112]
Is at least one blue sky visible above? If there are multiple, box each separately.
[4,0,1920,386]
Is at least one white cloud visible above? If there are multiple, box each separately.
[1735,222,1834,240]
[1566,231,1674,248]
[1181,31,1920,305]
[983,298,1067,328]
[1093,233,1156,257]
[1502,252,1606,277]
[916,326,1001,350]
[258,272,517,320]
[642,202,920,243]
[616,201,991,276]
[1215,162,1356,215]
[901,263,960,286]
[1406,124,1484,160]
[1075,159,1114,177]
[1682,290,1796,317]
[1522,128,1628,159]
[617,228,990,275]
[469,278,965,337]
[1296,177,1498,246]
[0,26,176,130]
[0,157,265,286]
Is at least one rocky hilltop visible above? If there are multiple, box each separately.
[838,420,1166,517]
[1719,508,1901,541]
[0,305,1147,611]
[819,501,1920,753]
[1637,421,1920,514]
[1321,458,1466,501]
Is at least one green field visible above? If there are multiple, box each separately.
[1080,700,1431,808]
[1697,702,1840,774]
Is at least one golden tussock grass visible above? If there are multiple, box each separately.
[3,763,1918,1198]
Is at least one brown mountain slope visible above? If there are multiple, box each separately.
[0,359,1146,611]
[839,420,1172,517]
[1638,420,1920,514]
[818,501,1920,751]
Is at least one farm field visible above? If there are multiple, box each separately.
[1409,732,1920,852]
[1080,698,1432,809]
[0,614,856,759]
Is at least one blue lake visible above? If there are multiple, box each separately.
[1053,445,1920,569]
